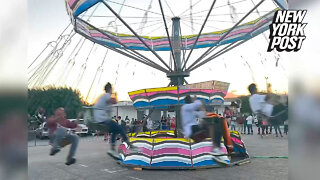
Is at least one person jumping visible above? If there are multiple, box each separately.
[93,83,139,157]
[47,107,80,165]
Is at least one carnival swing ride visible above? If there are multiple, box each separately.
[28,0,288,169]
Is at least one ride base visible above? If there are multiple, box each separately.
[117,130,250,169]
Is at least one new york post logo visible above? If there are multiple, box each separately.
[267,10,307,52]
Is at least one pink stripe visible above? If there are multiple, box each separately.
[179,89,211,94]
[139,147,153,156]
[231,137,243,145]
[184,28,252,45]
[147,90,178,96]
[153,148,190,156]
[89,19,267,49]
[118,144,128,154]
[121,22,266,46]
[185,37,220,45]
[119,39,170,46]
[91,33,111,39]
[130,94,147,99]
[152,41,170,46]
[108,21,267,47]
[225,20,267,38]
[192,146,212,156]
[182,20,268,46]
[68,0,77,7]
[120,39,144,44]
[192,146,228,156]
[119,40,165,46]
[179,89,227,94]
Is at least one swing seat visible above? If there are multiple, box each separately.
[83,106,110,133]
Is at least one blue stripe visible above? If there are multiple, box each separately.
[123,160,150,166]
[273,0,288,9]
[151,161,191,167]
[133,101,149,108]
[150,99,178,106]
[193,160,217,167]
[74,0,100,17]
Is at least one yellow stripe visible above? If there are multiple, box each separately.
[128,89,146,96]
[146,86,177,93]
[128,133,136,137]
[150,130,175,135]
[153,138,190,143]
[129,138,153,143]
[230,131,239,135]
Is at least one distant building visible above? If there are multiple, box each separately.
[111,101,137,120]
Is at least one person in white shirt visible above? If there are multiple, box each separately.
[181,95,227,164]
[94,83,139,156]
[248,83,288,121]
[181,96,205,138]
[246,114,254,135]
[147,117,153,130]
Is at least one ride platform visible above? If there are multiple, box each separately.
[117,130,250,169]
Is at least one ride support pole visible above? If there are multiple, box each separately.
[116,106,118,119]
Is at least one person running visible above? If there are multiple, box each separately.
[248,83,288,125]
[270,118,283,137]
[181,95,227,164]
[47,107,80,165]
[93,83,139,157]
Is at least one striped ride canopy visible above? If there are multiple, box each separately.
[128,80,230,109]
[65,0,279,51]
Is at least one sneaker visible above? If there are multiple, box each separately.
[210,147,227,156]
[212,155,229,165]
[50,148,60,156]
[65,158,76,165]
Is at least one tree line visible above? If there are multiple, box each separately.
[28,86,84,119]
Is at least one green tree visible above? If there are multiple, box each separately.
[28,86,84,118]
